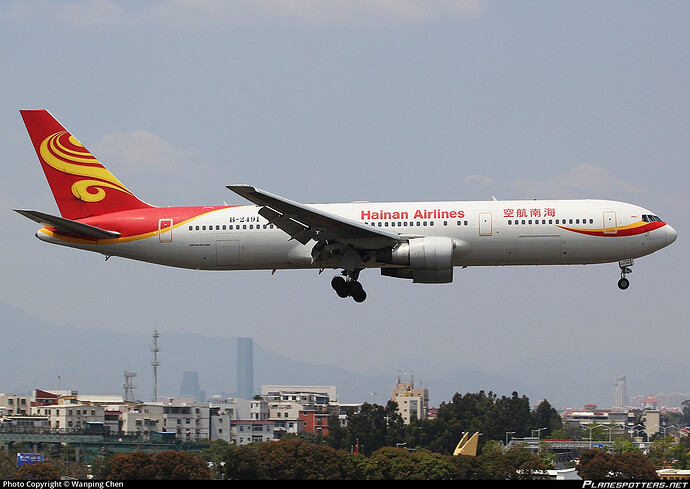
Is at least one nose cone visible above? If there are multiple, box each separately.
[666,224,677,246]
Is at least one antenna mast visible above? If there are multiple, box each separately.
[123,370,137,402]
[151,330,160,402]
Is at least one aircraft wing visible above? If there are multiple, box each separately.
[14,209,121,239]
[227,185,401,248]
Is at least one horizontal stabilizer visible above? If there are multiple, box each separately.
[14,209,121,239]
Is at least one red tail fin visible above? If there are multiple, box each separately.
[20,110,152,219]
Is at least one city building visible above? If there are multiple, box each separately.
[0,393,31,416]
[614,376,627,409]
[237,337,254,400]
[392,376,429,424]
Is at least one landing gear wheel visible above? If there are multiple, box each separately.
[331,270,367,302]
[617,259,633,291]
[331,276,350,298]
[349,281,367,303]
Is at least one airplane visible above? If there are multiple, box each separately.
[15,109,677,302]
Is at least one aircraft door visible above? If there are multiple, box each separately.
[158,219,173,242]
[479,212,493,236]
[216,240,241,267]
[603,211,618,235]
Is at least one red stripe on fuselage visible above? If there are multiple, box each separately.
[51,205,243,242]
[558,220,666,237]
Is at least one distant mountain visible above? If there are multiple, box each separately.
[0,301,687,410]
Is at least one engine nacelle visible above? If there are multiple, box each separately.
[377,236,456,283]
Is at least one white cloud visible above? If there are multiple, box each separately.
[89,130,197,176]
[460,164,650,200]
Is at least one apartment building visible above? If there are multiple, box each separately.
[0,394,31,416]
[31,403,106,431]
[2,385,347,445]
[392,378,429,424]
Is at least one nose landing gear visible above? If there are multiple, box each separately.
[331,271,367,303]
[618,258,633,290]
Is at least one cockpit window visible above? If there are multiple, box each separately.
[642,214,662,222]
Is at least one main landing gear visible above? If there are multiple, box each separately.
[618,258,633,290]
[331,270,367,303]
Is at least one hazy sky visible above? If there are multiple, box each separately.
[1,1,687,401]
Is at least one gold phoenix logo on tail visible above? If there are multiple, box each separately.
[40,131,135,203]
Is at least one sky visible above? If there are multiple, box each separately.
[0,1,688,404]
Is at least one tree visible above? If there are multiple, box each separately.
[152,451,212,480]
[0,449,16,480]
[104,452,157,480]
[530,399,563,436]
[12,461,60,480]
[469,448,547,480]
[223,444,261,480]
[577,449,615,480]
[254,438,346,479]
[613,452,659,479]
[647,436,687,469]
[682,400,690,428]
[197,439,231,478]
[577,449,659,480]
[338,401,405,455]
[361,447,456,480]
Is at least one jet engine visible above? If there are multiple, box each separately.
[377,236,457,283]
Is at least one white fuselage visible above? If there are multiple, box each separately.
[37,198,677,272]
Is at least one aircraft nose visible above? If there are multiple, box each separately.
[665,224,677,246]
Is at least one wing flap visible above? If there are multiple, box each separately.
[15,209,121,239]
[228,185,400,247]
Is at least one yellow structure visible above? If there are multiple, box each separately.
[453,432,480,457]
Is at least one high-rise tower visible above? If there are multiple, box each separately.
[614,375,628,409]
[237,337,254,399]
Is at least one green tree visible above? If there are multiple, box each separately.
[360,447,456,480]
[613,438,642,454]
[340,401,405,455]
[197,439,231,478]
[681,400,690,428]
[0,449,16,480]
[470,448,547,480]
[647,436,687,469]
[223,444,261,480]
[255,438,346,479]
[530,399,563,436]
